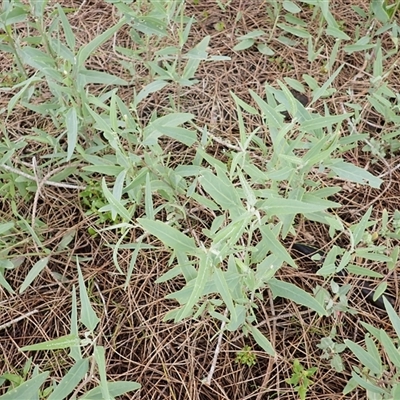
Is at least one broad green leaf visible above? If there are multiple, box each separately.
[344,37,375,53]
[48,359,89,400]
[21,334,80,351]
[124,244,141,288]
[226,304,246,331]
[283,0,301,13]
[283,78,305,93]
[0,372,49,400]
[212,218,248,246]
[80,381,141,399]
[365,335,381,368]
[328,160,383,189]
[344,340,382,375]
[233,38,255,50]
[256,43,275,55]
[360,321,381,340]
[76,258,100,331]
[19,257,49,294]
[268,278,327,316]
[66,108,78,162]
[155,264,183,283]
[20,47,62,82]
[137,218,196,253]
[149,126,197,146]
[231,92,258,114]
[392,384,400,399]
[370,0,389,23]
[143,113,196,146]
[248,325,275,355]
[83,166,124,175]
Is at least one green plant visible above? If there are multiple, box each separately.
[0,260,140,399]
[343,298,400,399]
[317,329,346,373]
[235,345,257,367]
[286,359,317,400]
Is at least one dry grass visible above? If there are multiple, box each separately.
[1,0,400,399]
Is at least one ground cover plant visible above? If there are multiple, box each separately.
[1,0,400,398]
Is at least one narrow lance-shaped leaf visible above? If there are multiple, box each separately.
[175,253,210,321]
[248,325,275,356]
[80,381,141,400]
[344,339,382,375]
[0,372,50,400]
[200,167,243,213]
[76,258,100,331]
[19,257,49,294]
[328,159,383,189]
[48,359,89,400]
[20,334,80,351]
[77,18,126,66]
[268,278,327,316]
[214,268,236,321]
[66,107,78,162]
[137,218,197,254]
[94,346,110,400]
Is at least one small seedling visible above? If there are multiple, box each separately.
[235,345,257,367]
[286,359,317,400]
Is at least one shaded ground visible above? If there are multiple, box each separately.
[1,0,400,399]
